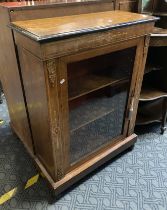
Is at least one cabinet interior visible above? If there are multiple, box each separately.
[67,47,136,164]
[143,47,167,92]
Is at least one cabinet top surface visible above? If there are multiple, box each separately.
[11,11,157,42]
[0,0,109,10]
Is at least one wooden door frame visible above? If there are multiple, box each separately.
[58,36,145,171]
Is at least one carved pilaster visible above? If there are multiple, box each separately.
[46,59,57,87]
[50,110,64,180]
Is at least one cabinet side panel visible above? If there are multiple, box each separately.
[17,47,55,179]
[0,7,33,153]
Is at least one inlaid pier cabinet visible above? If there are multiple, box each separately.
[11,11,156,193]
[0,0,138,157]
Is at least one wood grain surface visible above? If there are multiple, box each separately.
[0,0,111,9]
[11,11,157,41]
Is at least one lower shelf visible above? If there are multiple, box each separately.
[136,114,161,125]
[151,27,167,36]
[136,98,164,125]
[140,86,167,101]
[70,90,128,164]
[144,65,162,75]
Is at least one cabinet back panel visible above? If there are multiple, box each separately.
[10,2,115,21]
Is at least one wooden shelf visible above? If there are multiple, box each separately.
[151,27,167,37]
[70,93,117,132]
[153,12,167,17]
[137,97,164,125]
[70,90,127,132]
[136,114,161,125]
[70,90,127,163]
[140,86,167,101]
[68,74,128,101]
[144,65,162,74]
[150,28,167,46]
[70,109,114,133]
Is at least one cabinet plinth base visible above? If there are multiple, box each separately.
[34,134,137,195]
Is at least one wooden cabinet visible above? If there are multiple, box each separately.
[0,0,138,156]
[11,11,156,193]
[137,0,167,133]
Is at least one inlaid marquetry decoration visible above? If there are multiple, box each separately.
[46,60,57,87]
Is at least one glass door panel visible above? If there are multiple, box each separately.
[67,47,136,164]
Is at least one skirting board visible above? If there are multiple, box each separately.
[35,134,137,195]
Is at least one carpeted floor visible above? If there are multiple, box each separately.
[0,96,167,210]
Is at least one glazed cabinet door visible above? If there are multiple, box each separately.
[58,37,146,168]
